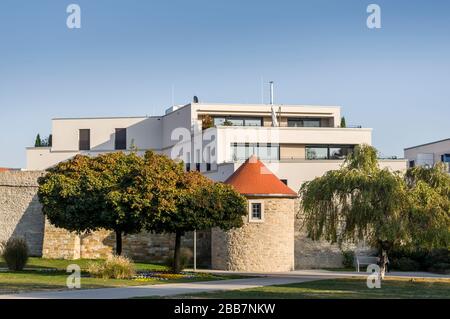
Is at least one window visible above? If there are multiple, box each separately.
[329,146,353,159]
[248,200,264,222]
[206,163,211,171]
[115,128,127,150]
[186,163,191,172]
[409,160,415,168]
[214,117,262,127]
[288,118,321,128]
[306,146,328,160]
[306,145,355,160]
[280,179,288,185]
[231,143,280,161]
[79,129,90,151]
[195,163,201,171]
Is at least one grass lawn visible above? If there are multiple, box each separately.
[174,277,450,299]
[0,257,240,295]
[0,257,168,272]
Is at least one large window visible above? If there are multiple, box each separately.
[231,143,280,161]
[288,118,321,127]
[306,146,328,160]
[79,129,90,151]
[329,146,353,159]
[115,128,127,150]
[306,145,354,160]
[214,117,262,127]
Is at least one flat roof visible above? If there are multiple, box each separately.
[404,138,450,150]
[52,115,160,121]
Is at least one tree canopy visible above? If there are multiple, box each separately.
[139,168,247,272]
[38,152,147,254]
[299,144,450,277]
[38,150,248,271]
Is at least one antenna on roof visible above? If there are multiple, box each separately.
[269,81,278,127]
[269,81,274,105]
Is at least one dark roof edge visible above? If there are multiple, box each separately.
[404,138,450,151]
[243,193,299,198]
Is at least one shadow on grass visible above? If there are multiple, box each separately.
[173,278,450,299]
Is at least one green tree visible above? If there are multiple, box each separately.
[405,164,450,249]
[340,116,347,128]
[139,168,247,273]
[37,152,146,255]
[202,115,214,130]
[34,134,42,147]
[299,144,450,278]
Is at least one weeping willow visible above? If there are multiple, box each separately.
[299,144,450,277]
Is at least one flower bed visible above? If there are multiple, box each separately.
[133,271,216,282]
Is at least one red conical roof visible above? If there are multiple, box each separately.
[225,155,298,198]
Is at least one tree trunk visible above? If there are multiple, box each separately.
[173,231,182,273]
[378,241,391,280]
[115,230,123,256]
[380,249,387,279]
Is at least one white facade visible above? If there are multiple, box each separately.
[404,138,450,172]
[26,102,407,190]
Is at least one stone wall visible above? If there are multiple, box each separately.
[1,170,372,270]
[212,197,295,272]
[294,199,372,269]
[42,222,211,266]
[0,171,46,256]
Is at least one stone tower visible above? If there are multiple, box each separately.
[211,155,298,272]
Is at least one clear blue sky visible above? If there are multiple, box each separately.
[0,0,449,168]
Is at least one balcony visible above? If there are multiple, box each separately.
[212,126,372,163]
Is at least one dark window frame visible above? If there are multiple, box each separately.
[305,144,355,160]
[115,128,127,150]
[287,118,322,128]
[79,129,91,151]
[251,203,262,220]
[214,116,263,127]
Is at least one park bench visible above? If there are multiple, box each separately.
[355,255,379,272]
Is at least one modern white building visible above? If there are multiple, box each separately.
[404,138,450,172]
[26,101,406,191]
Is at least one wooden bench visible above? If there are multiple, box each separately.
[355,256,379,272]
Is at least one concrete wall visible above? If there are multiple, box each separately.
[27,117,164,170]
[216,126,372,163]
[204,159,407,195]
[51,117,163,152]
[0,171,46,256]
[211,197,295,272]
[27,103,346,170]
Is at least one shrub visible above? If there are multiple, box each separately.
[391,257,420,271]
[165,248,193,272]
[87,255,136,279]
[389,247,450,272]
[1,238,29,271]
[428,263,450,275]
[341,250,355,268]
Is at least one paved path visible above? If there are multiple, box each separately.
[199,269,450,280]
[0,276,323,299]
[1,269,448,299]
